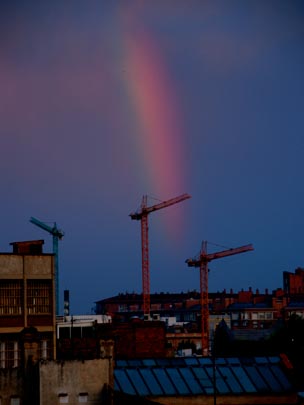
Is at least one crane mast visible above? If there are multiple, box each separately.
[186,241,253,355]
[130,193,191,319]
[30,217,64,316]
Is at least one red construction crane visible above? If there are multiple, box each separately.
[130,193,191,319]
[186,241,254,355]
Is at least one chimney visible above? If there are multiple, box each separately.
[64,290,70,316]
[10,240,44,254]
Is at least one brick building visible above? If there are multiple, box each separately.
[94,319,167,359]
[284,267,304,294]
[95,268,304,354]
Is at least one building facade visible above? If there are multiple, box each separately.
[0,240,56,403]
[0,240,56,367]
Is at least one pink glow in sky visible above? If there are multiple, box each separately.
[122,27,186,197]
[0,2,304,314]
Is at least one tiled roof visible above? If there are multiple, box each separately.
[227,302,270,310]
[285,301,304,308]
[114,356,292,397]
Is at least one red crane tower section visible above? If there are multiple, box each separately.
[186,242,254,355]
[130,193,191,319]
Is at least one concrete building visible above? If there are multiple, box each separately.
[0,240,115,404]
[39,348,114,405]
[0,240,56,365]
[0,240,56,402]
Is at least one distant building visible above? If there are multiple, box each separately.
[97,319,168,359]
[284,267,304,294]
[96,268,304,354]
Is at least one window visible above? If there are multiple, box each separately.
[78,393,88,403]
[27,280,52,314]
[41,340,47,360]
[0,341,20,368]
[0,281,22,315]
[39,334,53,360]
[58,394,68,403]
[10,398,20,405]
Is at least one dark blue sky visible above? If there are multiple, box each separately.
[1,1,304,314]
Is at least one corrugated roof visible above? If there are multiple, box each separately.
[114,356,292,397]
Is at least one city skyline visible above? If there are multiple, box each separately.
[1,1,304,314]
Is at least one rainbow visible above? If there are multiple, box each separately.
[120,17,187,202]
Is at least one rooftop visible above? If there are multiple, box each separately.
[114,355,292,397]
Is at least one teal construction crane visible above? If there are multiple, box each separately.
[30,216,64,316]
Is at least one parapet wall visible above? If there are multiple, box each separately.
[39,358,112,405]
[0,368,24,403]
